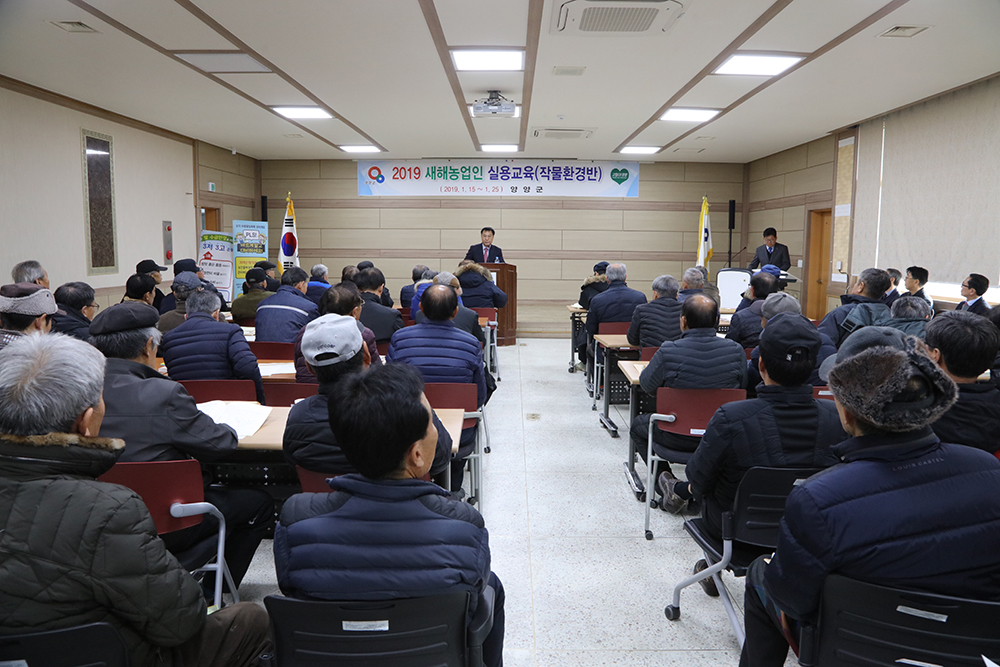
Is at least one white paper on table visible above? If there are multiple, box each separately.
[197,400,272,439]
[257,362,296,377]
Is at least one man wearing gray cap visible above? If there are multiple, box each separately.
[740,327,1000,665]
[0,282,58,351]
[745,293,836,392]
[91,302,273,592]
[157,271,204,334]
[413,271,486,346]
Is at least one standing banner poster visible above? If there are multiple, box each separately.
[358,159,640,197]
[233,220,269,295]
[199,232,234,302]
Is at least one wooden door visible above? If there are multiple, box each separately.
[805,209,832,320]
[201,207,221,231]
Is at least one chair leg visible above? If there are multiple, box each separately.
[480,407,491,454]
[664,542,731,620]
[644,425,656,541]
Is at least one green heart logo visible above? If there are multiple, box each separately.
[610,168,629,185]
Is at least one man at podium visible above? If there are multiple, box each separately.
[464,226,504,264]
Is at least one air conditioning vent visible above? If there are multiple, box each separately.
[672,147,704,154]
[51,21,100,33]
[877,25,930,38]
[551,0,686,36]
[532,128,594,140]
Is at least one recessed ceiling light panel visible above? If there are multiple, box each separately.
[452,50,525,71]
[273,107,333,119]
[175,52,271,73]
[341,146,380,153]
[714,54,802,76]
[660,108,720,122]
[620,146,660,154]
[481,145,519,152]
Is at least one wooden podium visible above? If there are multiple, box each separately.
[484,263,516,345]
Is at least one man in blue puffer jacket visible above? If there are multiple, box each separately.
[255,266,318,343]
[160,289,265,403]
[274,363,505,667]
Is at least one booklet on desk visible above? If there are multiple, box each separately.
[197,400,271,439]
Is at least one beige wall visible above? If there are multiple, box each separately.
[261,160,745,333]
[196,141,259,236]
[0,86,195,305]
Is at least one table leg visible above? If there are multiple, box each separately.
[569,314,577,373]
[598,347,619,437]
[622,382,645,499]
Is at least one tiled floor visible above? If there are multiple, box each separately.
[241,338,745,665]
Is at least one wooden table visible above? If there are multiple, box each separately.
[592,333,639,438]
[567,304,587,373]
[618,360,650,499]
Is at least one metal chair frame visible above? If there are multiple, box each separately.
[423,382,487,508]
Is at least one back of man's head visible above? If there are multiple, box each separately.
[651,275,679,299]
[53,282,95,312]
[907,266,929,286]
[411,264,430,283]
[319,283,363,316]
[749,272,778,301]
[310,264,328,282]
[682,267,705,289]
[341,265,359,284]
[681,294,718,329]
[890,296,931,320]
[302,314,365,385]
[433,271,458,288]
[858,268,891,299]
[886,268,902,287]
[11,260,46,285]
[125,273,156,300]
[355,267,386,293]
[420,269,439,282]
[605,263,627,282]
[925,310,1000,379]
[89,302,161,360]
[0,283,58,332]
[421,284,458,321]
[758,313,820,386]
[185,289,221,315]
[281,266,309,287]
[968,273,990,297]
[327,363,430,479]
[0,333,105,436]
[244,268,268,291]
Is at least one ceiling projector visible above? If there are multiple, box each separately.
[471,91,517,118]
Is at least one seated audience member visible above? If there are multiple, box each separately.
[51,281,98,340]
[91,302,273,591]
[400,264,430,309]
[924,310,1000,454]
[677,267,706,303]
[988,308,1000,389]
[305,263,330,305]
[957,272,992,315]
[585,263,647,356]
[340,264,359,284]
[627,274,683,349]
[410,269,464,314]
[456,262,508,309]
[0,283,56,351]
[161,289,265,403]
[230,267,275,322]
[135,259,168,310]
[274,362,505,667]
[158,258,203,314]
[11,259,49,288]
[0,333,270,667]
[661,314,843,545]
[882,267,902,307]
[579,261,610,309]
[630,295,746,484]
[414,272,487,347]
[735,265,783,312]
[294,283,379,383]
[903,265,933,310]
[123,273,157,306]
[884,295,932,338]
[157,271,203,334]
[747,293,836,392]
[241,260,279,294]
[284,314,451,485]
[726,271,778,349]
[357,266,404,342]
[740,327,1000,666]
[696,266,721,305]
[255,266,318,343]
[357,260,394,307]
[389,284,486,492]
[817,267,891,347]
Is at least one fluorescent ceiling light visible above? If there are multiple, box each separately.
[619,146,660,154]
[341,145,380,153]
[714,54,802,76]
[468,105,522,118]
[452,50,524,71]
[481,145,519,153]
[273,107,332,119]
[660,108,719,122]
[85,149,109,155]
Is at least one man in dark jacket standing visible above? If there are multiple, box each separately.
[627,274,683,349]
[0,333,270,667]
[92,302,274,591]
[274,362,505,667]
[255,265,318,343]
[161,289,265,403]
[817,267,891,347]
[356,266,404,343]
[51,281,98,340]
[741,327,1000,666]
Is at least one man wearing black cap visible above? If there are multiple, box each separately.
[136,258,168,311]
[740,327,1000,666]
[0,282,58,351]
[252,260,280,293]
[579,261,610,309]
[91,302,273,592]
[230,268,276,322]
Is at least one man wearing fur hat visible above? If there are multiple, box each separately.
[456,262,508,310]
[740,327,1000,665]
[0,333,270,667]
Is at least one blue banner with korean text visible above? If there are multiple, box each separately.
[358,160,639,197]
